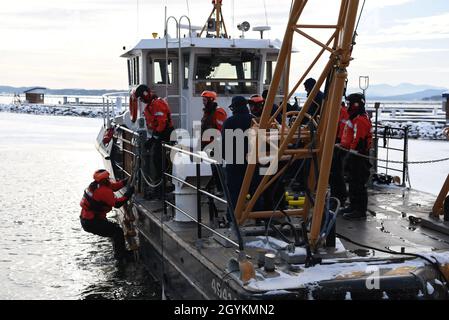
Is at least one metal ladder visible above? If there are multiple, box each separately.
[165,12,192,130]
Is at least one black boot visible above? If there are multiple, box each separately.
[343,210,367,220]
[338,206,353,215]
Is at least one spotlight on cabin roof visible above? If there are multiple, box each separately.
[237,21,250,38]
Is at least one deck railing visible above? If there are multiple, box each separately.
[101,92,130,127]
[161,144,244,251]
[373,103,410,187]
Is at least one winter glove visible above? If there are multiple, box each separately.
[124,186,135,198]
[121,178,129,186]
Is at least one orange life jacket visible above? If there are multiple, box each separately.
[143,98,174,139]
[80,180,127,220]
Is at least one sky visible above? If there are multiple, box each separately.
[1,0,449,91]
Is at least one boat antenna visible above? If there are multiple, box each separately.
[186,0,190,17]
[136,0,139,41]
[199,0,229,38]
[263,0,269,26]
[232,0,235,38]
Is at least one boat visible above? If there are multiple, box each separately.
[95,0,449,300]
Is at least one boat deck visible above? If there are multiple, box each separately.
[339,185,449,252]
[127,184,449,299]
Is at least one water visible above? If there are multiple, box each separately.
[377,139,449,195]
[0,112,159,300]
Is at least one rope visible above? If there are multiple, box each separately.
[335,144,449,165]
[336,233,449,290]
[140,169,163,188]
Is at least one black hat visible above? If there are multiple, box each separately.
[135,84,150,99]
[304,78,316,91]
[229,96,248,111]
[346,92,365,108]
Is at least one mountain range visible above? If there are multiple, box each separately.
[1,83,448,101]
[348,83,448,101]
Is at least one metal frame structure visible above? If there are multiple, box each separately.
[233,0,361,249]
[374,123,410,187]
[199,0,228,38]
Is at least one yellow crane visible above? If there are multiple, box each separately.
[233,0,362,249]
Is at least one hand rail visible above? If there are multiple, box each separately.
[161,143,245,251]
[163,143,219,164]
[164,201,239,248]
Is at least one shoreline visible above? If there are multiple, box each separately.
[1,103,447,140]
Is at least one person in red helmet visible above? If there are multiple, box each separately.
[248,94,265,118]
[330,101,350,205]
[134,84,174,198]
[200,90,227,148]
[339,93,373,220]
[200,90,227,194]
[80,169,134,260]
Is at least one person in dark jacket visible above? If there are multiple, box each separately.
[222,96,252,220]
[339,93,373,220]
[303,78,324,124]
[80,169,135,260]
[262,89,282,123]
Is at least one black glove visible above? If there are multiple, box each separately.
[124,186,135,198]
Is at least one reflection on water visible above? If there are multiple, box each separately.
[0,112,159,300]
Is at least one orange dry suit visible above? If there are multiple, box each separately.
[143,96,174,140]
[80,180,129,220]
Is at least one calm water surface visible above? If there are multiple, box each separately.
[0,112,160,300]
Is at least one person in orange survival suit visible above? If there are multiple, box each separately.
[134,84,174,198]
[80,169,134,260]
[200,90,227,148]
[329,101,350,206]
[339,93,373,220]
[200,90,227,194]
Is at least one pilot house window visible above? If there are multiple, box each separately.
[194,53,260,95]
[128,56,140,86]
[154,59,173,85]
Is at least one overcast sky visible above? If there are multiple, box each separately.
[1,0,449,90]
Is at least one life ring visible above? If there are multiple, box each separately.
[102,127,115,145]
[129,93,138,122]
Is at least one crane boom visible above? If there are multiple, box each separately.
[233,0,361,249]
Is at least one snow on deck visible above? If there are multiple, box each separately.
[244,258,427,292]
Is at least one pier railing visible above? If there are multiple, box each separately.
[367,101,445,124]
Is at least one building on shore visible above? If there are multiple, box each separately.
[24,87,46,104]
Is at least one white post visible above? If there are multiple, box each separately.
[115,97,122,114]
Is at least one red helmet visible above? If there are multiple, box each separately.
[93,169,110,182]
[201,90,217,101]
[249,94,264,104]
